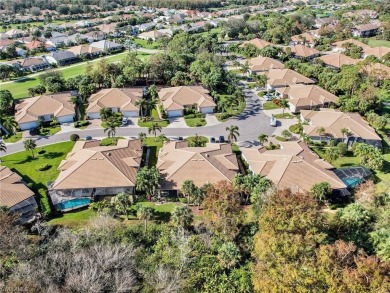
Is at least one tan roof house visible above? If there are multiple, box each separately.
[240,38,272,49]
[67,44,102,57]
[352,23,380,38]
[331,39,370,53]
[319,53,360,69]
[290,32,317,47]
[275,84,339,113]
[15,92,75,130]
[363,46,390,59]
[290,45,320,59]
[138,30,171,41]
[157,141,239,193]
[86,88,143,119]
[301,108,382,147]
[263,69,315,90]
[49,139,143,209]
[158,86,216,117]
[361,62,390,79]
[0,166,38,223]
[240,141,348,195]
[246,56,284,74]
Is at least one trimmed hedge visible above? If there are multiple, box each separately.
[70,134,80,141]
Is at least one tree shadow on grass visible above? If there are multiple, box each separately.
[42,152,64,159]
[15,155,39,164]
[15,77,36,83]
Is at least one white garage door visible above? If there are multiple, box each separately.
[201,107,215,114]
[167,110,183,117]
[58,115,74,124]
[19,121,38,131]
[123,111,139,118]
[87,112,100,119]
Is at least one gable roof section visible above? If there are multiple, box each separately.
[158,86,216,111]
[0,166,35,208]
[332,39,371,50]
[363,46,390,58]
[291,32,316,43]
[319,53,360,68]
[241,141,346,192]
[157,142,239,189]
[86,88,142,113]
[67,44,102,55]
[15,92,74,123]
[247,56,284,72]
[240,38,272,49]
[52,139,142,190]
[301,108,381,141]
[265,69,315,87]
[276,84,338,108]
[290,45,320,58]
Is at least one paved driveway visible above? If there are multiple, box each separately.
[167,117,188,128]
[205,114,220,126]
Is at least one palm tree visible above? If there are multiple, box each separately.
[181,180,197,205]
[136,166,161,199]
[137,205,154,233]
[279,98,289,116]
[0,140,6,154]
[99,108,112,121]
[145,98,157,116]
[240,61,250,76]
[316,127,326,142]
[226,125,240,143]
[24,139,36,158]
[326,147,339,162]
[171,205,193,231]
[51,116,59,127]
[341,127,350,140]
[114,192,133,220]
[258,134,268,145]
[135,98,148,119]
[138,132,146,145]
[104,121,117,138]
[148,122,162,141]
[224,95,239,114]
[157,134,169,144]
[2,116,17,135]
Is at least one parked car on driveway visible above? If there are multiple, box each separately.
[219,136,225,143]
[122,117,128,125]
[210,137,216,143]
[263,93,273,101]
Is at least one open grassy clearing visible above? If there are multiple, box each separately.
[359,37,390,48]
[2,52,151,99]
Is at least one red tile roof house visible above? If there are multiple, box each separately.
[158,86,216,118]
[15,92,75,130]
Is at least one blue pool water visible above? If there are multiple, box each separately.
[342,177,362,188]
[56,198,91,211]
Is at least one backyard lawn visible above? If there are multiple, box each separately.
[133,38,159,49]
[2,132,22,143]
[359,37,390,48]
[48,208,97,228]
[1,52,151,99]
[1,141,75,215]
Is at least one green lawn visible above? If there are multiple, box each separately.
[263,101,279,110]
[48,208,97,228]
[1,52,151,100]
[40,126,61,136]
[359,37,390,48]
[133,38,159,49]
[184,117,207,127]
[138,119,169,128]
[216,98,246,122]
[144,137,163,167]
[273,113,295,119]
[2,141,75,215]
[0,20,67,32]
[311,147,359,168]
[2,132,22,143]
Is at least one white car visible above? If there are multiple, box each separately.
[270,115,277,127]
[263,94,273,101]
[122,117,128,125]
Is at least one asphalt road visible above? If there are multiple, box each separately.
[4,88,275,154]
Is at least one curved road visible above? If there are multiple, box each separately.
[4,89,276,154]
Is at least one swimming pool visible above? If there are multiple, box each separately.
[342,177,362,188]
[55,198,91,211]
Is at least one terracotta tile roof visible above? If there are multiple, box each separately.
[276,85,338,108]
[301,108,381,141]
[157,142,239,190]
[332,39,371,50]
[361,62,390,79]
[354,23,379,32]
[264,69,315,87]
[20,57,47,67]
[0,166,35,208]
[363,46,390,58]
[52,139,142,190]
[67,44,102,55]
[240,38,272,49]
[158,86,216,112]
[319,53,360,68]
[86,88,142,113]
[291,32,316,43]
[241,141,346,192]
[247,56,284,72]
[15,92,74,124]
[290,45,320,58]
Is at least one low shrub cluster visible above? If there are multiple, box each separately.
[70,134,80,141]
[36,164,51,171]
[74,120,90,128]
[100,137,117,146]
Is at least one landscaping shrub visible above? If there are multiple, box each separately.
[27,183,34,189]
[37,149,46,154]
[70,134,80,141]
[179,197,188,204]
[185,114,195,118]
[289,124,302,134]
[36,164,51,171]
[38,188,52,217]
[100,137,117,146]
[337,142,348,156]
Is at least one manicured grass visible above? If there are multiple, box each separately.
[40,126,61,136]
[2,141,75,215]
[273,113,295,119]
[359,37,390,48]
[2,132,22,143]
[144,137,163,167]
[275,136,287,142]
[48,208,97,228]
[215,99,246,122]
[138,119,169,127]
[1,52,151,99]
[133,38,159,49]
[263,101,279,110]
[311,147,359,168]
[185,117,207,127]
